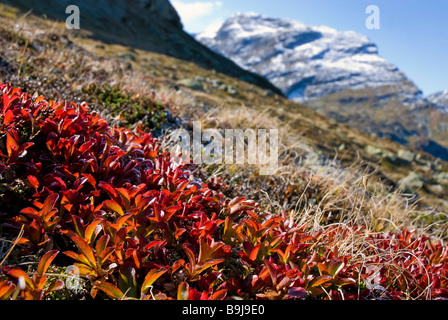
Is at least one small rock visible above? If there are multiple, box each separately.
[435,172,448,185]
[364,145,383,156]
[397,149,415,163]
[176,78,204,91]
[399,171,424,190]
[428,184,444,196]
[263,89,275,97]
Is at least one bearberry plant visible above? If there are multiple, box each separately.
[0,82,447,300]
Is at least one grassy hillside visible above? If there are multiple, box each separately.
[0,4,448,300]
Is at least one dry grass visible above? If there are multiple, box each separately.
[168,104,448,241]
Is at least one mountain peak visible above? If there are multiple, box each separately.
[197,13,420,101]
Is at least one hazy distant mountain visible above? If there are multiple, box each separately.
[197,12,421,102]
[428,90,448,112]
[0,0,283,95]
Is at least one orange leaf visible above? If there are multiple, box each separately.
[37,250,59,277]
[116,188,130,212]
[6,130,19,157]
[210,289,227,300]
[310,275,333,287]
[0,282,16,300]
[177,282,189,300]
[27,175,39,189]
[71,237,97,269]
[3,110,13,125]
[7,269,33,289]
[94,282,124,300]
[141,268,168,295]
[103,200,124,216]
[84,219,102,243]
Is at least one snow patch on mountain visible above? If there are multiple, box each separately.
[427,90,448,113]
[197,13,421,101]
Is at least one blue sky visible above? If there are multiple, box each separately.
[171,0,448,95]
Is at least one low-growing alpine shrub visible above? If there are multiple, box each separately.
[0,82,448,300]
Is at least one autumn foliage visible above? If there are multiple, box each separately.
[1,82,448,300]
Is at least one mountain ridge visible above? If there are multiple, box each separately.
[0,0,283,96]
[197,12,422,102]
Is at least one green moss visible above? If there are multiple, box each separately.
[81,84,167,129]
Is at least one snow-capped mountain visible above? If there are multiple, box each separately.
[197,13,421,101]
[427,90,448,112]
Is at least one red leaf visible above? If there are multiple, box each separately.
[287,287,307,298]
[41,194,59,216]
[46,279,64,293]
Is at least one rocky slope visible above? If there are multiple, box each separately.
[0,0,283,96]
[197,12,421,102]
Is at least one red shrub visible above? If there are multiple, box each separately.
[1,82,448,300]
